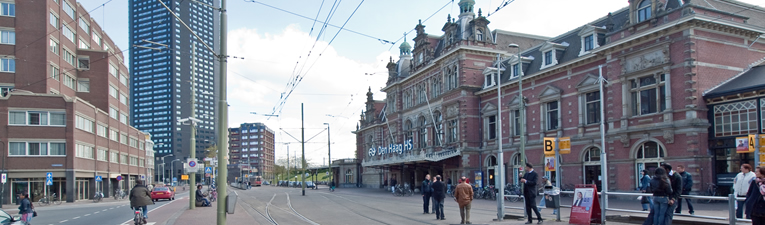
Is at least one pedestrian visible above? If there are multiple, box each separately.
[196,184,211,206]
[422,174,432,214]
[662,163,682,225]
[432,176,438,214]
[129,180,154,224]
[537,176,558,215]
[674,165,694,215]
[520,163,543,224]
[454,176,473,224]
[735,163,756,219]
[391,176,398,194]
[432,175,446,220]
[639,170,653,211]
[745,166,765,224]
[17,192,33,225]
[644,167,673,225]
[447,177,453,192]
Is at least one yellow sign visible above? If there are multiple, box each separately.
[759,152,765,166]
[181,175,189,180]
[750,134,757,152]
[544,137,556,156]
[559,137,571,154]
[544,156,556,171]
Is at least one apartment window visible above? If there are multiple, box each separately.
[75,115,94,132]
[75,144,94,159]
[486,115,497,140]
[49,39,59,55]
[109,107,117,119]
[585,91,600,124]
[97,124,107,137]
[109,64,117,77]
[63,75,75,89]
[139,158,145,167]
[0,30,15,44]
[110,151,118,162]
[630,74,666,116]
[0,58,14,72]
[713,100,758,137]
[109,130,118,141]
[637,0,652,23]
[109,85,117,98]
[78,38,89,49]
[92,33,101,47]
[120,74,128,86]
[544,51,553,65]
[62,26,75,43]
[584,35,594,51]
[119,93,127,105]
[63,49,75,66]
[545,101,559,130]
[9,111,65,126]
[10,142,65,156]
[50,12,59,28]
[448,119,458,143]
[120,133,128,145]
[119,113,127,124]
[130,156,138,166]
[77,79,89,92]
[129,138,138,148]
[78,17,90,35]
[62,1,74,18]
[0,3,14,17]
[97,149,107,161]
[120,154,127,164]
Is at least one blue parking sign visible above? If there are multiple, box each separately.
[95,176,102,182]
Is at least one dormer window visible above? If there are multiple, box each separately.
[578,26,605,56]
[484,72,496,88]
[584,35,594,51]
[544,51,553,65]
[539,41,568,70]
[476,29,483,41]
[637,0,651,23]
[511,63,520,78]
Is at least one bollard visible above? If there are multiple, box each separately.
[729,194,736,225]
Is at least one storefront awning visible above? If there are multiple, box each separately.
[361,149,461,167]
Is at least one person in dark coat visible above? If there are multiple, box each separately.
[520,163,543,224]
[663,163,683,225]
[644,167,673,225]
[196,184,210,206]
[745,166,765,223]
[432,175,446,220]
[129,180,154,223]
[17,192,33,224]
[675,165,694,215]
[422,174,432,214]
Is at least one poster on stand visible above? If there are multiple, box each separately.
[569,184,601,225]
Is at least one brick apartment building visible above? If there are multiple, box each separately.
[226,123,275,183]
[0,0,152,203]
[356,0,765,193]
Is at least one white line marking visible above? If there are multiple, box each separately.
[59,220,68,223]
[84,214,91,216]
[72,216,80,219]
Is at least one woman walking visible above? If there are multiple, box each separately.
[646,167,673,225]
[18,192,33,225]
[745,166,765,224]
[639,170,653,211]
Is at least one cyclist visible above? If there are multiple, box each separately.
[129,180,153,224]
[330,180,335,191]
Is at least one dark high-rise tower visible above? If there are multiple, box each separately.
[128,0,219,176]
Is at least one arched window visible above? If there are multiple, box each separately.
[510,154,527,185]
[634,141,665,188]
[486,155,498,186]
[582,147,602,191]
[418,116,428,148]
[368,135,374,152]
[345,169,353,184]
[432,111,443,146]
[431,77,441,98]
[637,0,652,22]
[405,120,413,142]
[476,29,484,41]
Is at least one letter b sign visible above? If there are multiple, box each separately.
[543,137,556,156]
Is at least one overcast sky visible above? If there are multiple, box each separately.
[79,0,763,166]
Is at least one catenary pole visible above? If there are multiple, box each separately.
[495,53,505,220]
[598,65,608,224]
[301,103,306,196]
[189,46,197,210]
[216,0,228,223]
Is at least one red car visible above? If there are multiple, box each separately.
[151,186,175,201]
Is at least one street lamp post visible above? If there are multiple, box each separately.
[323,123,331,188]
[508,43,527,219]
[493,52,505,221]
[170,159,181,186]
[160,153,173,184]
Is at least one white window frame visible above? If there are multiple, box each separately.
[629,73,667,116]
[539,42,568,70]
[578,26,605,56]
[0,29,15,45]
[9,141,66,156]
[0,57,14,72]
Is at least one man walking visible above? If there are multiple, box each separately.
[521,163,543,224]
[454,177,473,224]
[422,174,432,214]
[432,176,438,213]
[432,175,446,220]
[663,163,683,225]
[675,165,694,215]
[734,163,756,218]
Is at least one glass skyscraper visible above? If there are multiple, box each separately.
[128,0,219,179]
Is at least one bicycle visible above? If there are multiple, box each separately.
[504,183,523,202]
[704,183,718,203]
[37,195,50,206]
[133,207,146,225]
[115,189,127,200]
[50,193,61,205]
[446,185,455,198]
[93,191,104,203]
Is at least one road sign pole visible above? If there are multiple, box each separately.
[555,138,561,222]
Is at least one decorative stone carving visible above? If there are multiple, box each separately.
[620,134,630,147]
[447,104,459,117]
[664,130,674,144]
[623,48,670,74]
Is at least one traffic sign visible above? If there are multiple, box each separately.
[189,161,197,168]
[559,137,571,154]
[46,172,53,180]
[1,173,6,184]
[116,176,123,181]
[543,137,556,156]
[205,167,213,174]
[181,175,189,180]
[46,180,53,186]
[140,175,146,180]
[173,177,178,182]
[95,176,102,182]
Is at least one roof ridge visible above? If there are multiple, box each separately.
[703,55,765,96]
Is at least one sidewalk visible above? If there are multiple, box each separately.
[167,188,254,225]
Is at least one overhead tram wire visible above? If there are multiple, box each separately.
[287,0,328,100]
[243,0,393,45]
[293,0,341,88]
[387,0,453,51]
[269,0,366,117]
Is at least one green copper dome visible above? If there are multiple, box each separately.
[458,0,475,13]
[399,41,412,56]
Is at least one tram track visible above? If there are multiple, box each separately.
[238,191,319,225]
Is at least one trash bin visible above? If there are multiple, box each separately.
[543,185,560,208]
[226,192,237,214]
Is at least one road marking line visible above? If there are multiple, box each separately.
[94,211,99,214]
[72,216,80,219]
[59,220,68,223]
[84,214,90,216]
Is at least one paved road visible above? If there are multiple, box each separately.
[4,192,188,225]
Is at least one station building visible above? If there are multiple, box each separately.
[356,0,765,193]
[0,1,153,203]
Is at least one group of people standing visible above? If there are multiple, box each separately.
[733,163,765,224]
[637,164,694,225]
[421,174,474,224]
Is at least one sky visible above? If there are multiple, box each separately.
[79,0,763,166]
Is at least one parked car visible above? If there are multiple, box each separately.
[0,209,21,225]
[263,181,270,185]
[306,181,316,189]
[151,186,175,201]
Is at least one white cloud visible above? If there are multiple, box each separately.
[226,25,392,164]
